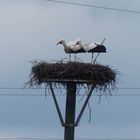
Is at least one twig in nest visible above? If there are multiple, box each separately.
[88,102,92,123]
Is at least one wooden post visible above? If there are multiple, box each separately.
[64,82,76,140]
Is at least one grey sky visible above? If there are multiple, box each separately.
[0,0,140,139]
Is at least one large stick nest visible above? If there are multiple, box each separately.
[28,61,117,90]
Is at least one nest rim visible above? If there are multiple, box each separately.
[28,61,118,92]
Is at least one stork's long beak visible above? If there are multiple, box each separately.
[56,42,59,45]
[74,42,79,46]
[101,38,106,45]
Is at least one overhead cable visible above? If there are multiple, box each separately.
[0,93,140,97]
[45,0,140,14]
[0,87,140,90]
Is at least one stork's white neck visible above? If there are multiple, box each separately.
[61,40,67,48]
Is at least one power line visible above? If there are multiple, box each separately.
[0,93,140,97]
[45,0,140,14]
[0,87,140,90]
[0,93,45,96]
[0,138,57,140]
[0,138,139,140]
[0,87,140,97]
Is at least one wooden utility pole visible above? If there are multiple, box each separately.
[49,82,95,140]
[64,82,76,140]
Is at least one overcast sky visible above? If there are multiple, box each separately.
[0,0,140,139]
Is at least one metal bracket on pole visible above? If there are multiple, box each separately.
[49,82,65,127]
[74,85,95,127]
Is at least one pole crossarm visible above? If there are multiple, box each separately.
[74,85,95,126]
[49,83,95,127]
[49,82,65,126]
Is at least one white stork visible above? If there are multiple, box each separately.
[56,39,83,61]
[75,38,106,63]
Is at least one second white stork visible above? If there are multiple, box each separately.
[75,38,106,63]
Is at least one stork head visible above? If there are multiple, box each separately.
[56,39,64,45]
